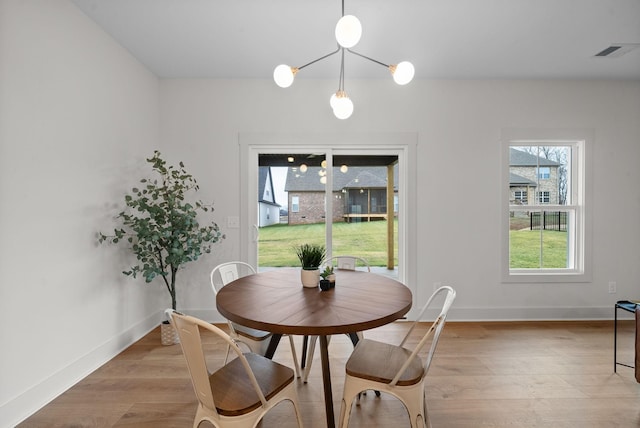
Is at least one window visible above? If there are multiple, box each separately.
[537,167,550,179]
[536,191,550,203]
[514,190,528,204]
[291,196,299,213]
[503,132,590,283]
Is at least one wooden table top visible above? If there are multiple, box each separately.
[216,268,412,336]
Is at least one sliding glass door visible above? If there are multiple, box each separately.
[254,150,400,279]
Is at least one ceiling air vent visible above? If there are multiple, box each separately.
[594,44,640,58]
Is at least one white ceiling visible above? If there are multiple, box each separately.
[71,0,640,80]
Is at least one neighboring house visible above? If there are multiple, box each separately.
[285,166,398,225]
[509,148,561,205]
[258,167,281,227]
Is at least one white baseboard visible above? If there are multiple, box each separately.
[1,312,161,428]
[443,305,625,321]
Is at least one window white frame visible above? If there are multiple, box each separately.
[501,129,592,283]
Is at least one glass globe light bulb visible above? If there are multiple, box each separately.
[340,164,348,173]
[330,92,340,109]
[300,163,308,173]
[332,96,354,120]
[274,64,295,88]
[391,61,415,85]
[335,15,362,48]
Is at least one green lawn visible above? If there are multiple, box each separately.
[509,230,568,268]
[258,220,398,267]
[259,220,567,269]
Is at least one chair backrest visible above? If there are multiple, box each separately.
[165,309,269,413]
[210,261,257,295]
[324,255,371,272]
[391,286,456,385]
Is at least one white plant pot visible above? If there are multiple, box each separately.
[160,321,180,345]
[301,268,320,288]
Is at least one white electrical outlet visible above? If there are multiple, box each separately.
[608,281,617,294]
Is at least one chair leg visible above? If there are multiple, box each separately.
[424,394,432,428]
[302,336,318,383]
[223,343,231,365]
[403,389,427,428]
[290,394,305,428]
[339,392,356,428]
[288,335,301,378]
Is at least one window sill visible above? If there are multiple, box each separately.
[502,270,591,284]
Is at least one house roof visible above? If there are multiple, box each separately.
[509,172,537,187]
[285,166,398,192]
[343,171,388,189]
[258,167,281,207]
[510,148,560,166]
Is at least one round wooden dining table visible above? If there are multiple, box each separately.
[216,268,412,428]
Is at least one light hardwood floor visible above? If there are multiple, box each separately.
[18,320,640,427]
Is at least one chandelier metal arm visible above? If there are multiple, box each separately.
[346,48,390,68]
[298,45,341,71]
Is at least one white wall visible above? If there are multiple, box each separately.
[158,78,640,321]
[0,1,160,425]
[2,0,640,425]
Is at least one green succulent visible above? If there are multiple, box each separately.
[295,243,326,270]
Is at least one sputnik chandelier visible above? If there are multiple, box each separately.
[273,0,415,120]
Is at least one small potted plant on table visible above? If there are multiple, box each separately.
[295,243,326,288]
[319,265,335,291]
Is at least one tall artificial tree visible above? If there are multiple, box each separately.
[99,151,224,310]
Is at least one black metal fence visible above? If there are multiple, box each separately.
[530,211,567,231]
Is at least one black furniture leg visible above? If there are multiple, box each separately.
[319,335,335,428]
[264,333,282,359]
[615,304,618,373]
[301,335,309,369]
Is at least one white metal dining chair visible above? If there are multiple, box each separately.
[338,285,456,428]
[301,255,371,383]
[166,309,304,428]
[210,261,301,377]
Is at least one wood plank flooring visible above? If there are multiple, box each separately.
[18,320,640,427]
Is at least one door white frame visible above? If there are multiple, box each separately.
[239,132,418,317]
